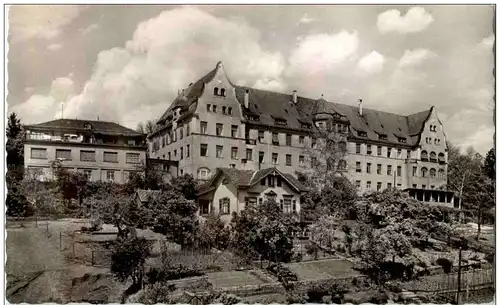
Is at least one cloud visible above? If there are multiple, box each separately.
[377,7,434,34]
[13,75,75,123]
[357,51,385,74]
[8,5,83,43]
[460,125,494,155]
[287,30,359,77]
[80,23,99,35]
[253,78,287,92]
[398,48,436,68]
[47,43,62,51]
[56,7,285,128]
[297,14,315,25]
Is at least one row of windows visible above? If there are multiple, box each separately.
[355,162,403,176]
[207,104,233,115]
[354,161,446,179]
[356,181,437,191]
[199,196,297,216]
[162,144,191,161]
[152,123,191,152]
[213,87,227,97]
[429,124,438,132]
[30,148,141,164]
[421,151,445,163]
[355,144,410,159]
[425,137,441,145]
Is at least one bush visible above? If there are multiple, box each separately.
[266,263,298,289]
[436,257,453,273]
[146,265,205,284]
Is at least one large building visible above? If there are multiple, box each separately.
[24,119,147,183]
[148,61,455,207]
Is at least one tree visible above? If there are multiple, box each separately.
[6,112,28,216]
[111,237,152,288]
[197,214,230,250]
[136,122,145,134]
[230,199,297,264]
[170,174,197,200]
[6,112,24,166]
[483,148,495,181]
[53,163,89,208]
[150,192,199,248]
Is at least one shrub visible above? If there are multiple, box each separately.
[146,265,205,284]
[266,263,298,289]
[436,257,453,273]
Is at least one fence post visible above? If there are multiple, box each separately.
[91,250,94,266]
[60,232,62,251]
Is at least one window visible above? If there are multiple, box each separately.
[407,150,411,159]
[283,198,292,213]
[366,163,371,174]
[180,147,184,159]
[398,137,407,143]
[397,149,402,157]
[84,123,92,130]
[275,118,287,126]
[103,152,118,163]
[286,154,292,166]
[438,169,445,179]
[216,123,223,136]
[186,124,190,136]
[56,149,72,160]
[172,130,177,142]
[299,155,305,166]
[272,132,279,145]
[387,165,392,176]
[286,134,292,146]
[212,105,217,113]
[186,145,190,158]
[258,131,265,143]
[199,200,210,215]
[230,164,236,168]
[430,168,436,178]
[214,87,219,96]
[268,175,275,187]
[221,88,226,97]
[231,125,238,138]
[387,148,391,158]
[397,166,402,176]
[244,197,257,209]
[299,136,305,145]
[356,180,361,189]
[430,151,437,162]
[435,138,441,145]
[106,170,115,182]
[31,148,47,159]
[259,151,265,163]
[377,182,382,191]
[438,153,446,164]
[179,127,183,139]
[272,153,278,165]
[83,170,92,181]
[367,145,372,155]
[339,141,347,152]
[161,136,166,148]
[200,121,207,134]
[356,143,361,154]
[377,146,382,156]
[397,183,402,188]
[422,185,426,189]
[198,168,210,180]
[200,144,208,157]
[174,149,177,158]
[126,153,140,164]
[261,178,266,186]
[216,145,223,158]
[358,131,367,137]
[379,134,387,140]
[277,177,282,187]
[356,162,362,173]
[231,147,238,160]
[377,164,382,175]
[387,183,392,189]
[292,200,297,213]
[222,106,226,114]
[421,167,428,177]
[219,198,230,215]
[412,184,417,188]
[228,107,232,115]
[412,166,417,176]
[366,181,371,189]
[421,150,428,161]
[168,152,171,160]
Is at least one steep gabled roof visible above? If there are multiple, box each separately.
[26,119,143,136]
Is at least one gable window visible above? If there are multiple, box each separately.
[272,153,278,165]
[286,154,292,166]
[219,197,230,215]
[272,132,279,145]
[286,134,292,146]
[231,147,238,160]
[200,121,208,134]
[261,178,266,186]
[220,88,226,97]
[216,123,223,136]
[56,149,72,161]
[200,144,208,157]
[231,125,238,138]
[268,175,275,187]
[277,177,282,187]
[103,152,118,163]
[435,138,441,145]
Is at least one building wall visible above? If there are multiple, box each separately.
[24,141,146,183]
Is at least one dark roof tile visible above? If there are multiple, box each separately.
[26,119,143,136]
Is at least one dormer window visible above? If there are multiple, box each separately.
[274,118,287,126]
[301,123,311,129]
[84,123,92,130]
[358,131,367,137]
[398,137,407,143]
[378,134,387,140]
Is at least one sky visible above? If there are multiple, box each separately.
[7,5,495,155]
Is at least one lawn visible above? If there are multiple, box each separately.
[206,270,275,288]
[285,258,360,281]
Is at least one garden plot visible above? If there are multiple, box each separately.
[285,259,359,281]
[206,270,275,288]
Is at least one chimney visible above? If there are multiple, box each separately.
[244,90,250,108]
[358,98,363,116]
[292,90,297,104]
